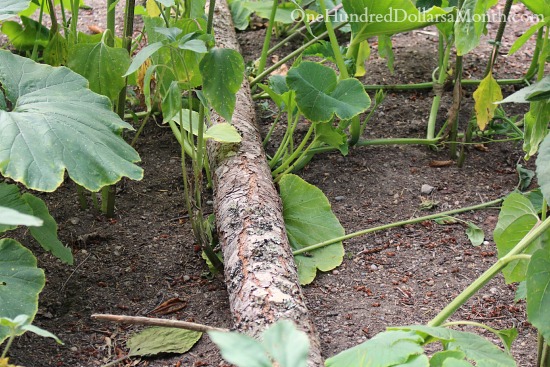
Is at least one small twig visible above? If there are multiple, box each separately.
[92,314,229,333]
[100,355,129,367]
[61,252,92,291]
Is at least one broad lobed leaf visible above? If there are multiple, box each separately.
[279,174,345,285]
[0,239,45,344]
[527,247,550,341]
[494,193,542,283]
[0,50,143,192]
[287,61,370,123]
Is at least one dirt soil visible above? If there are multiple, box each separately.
[3,1,547,366]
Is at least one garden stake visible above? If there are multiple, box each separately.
[92,314,228,333]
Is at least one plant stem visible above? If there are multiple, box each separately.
[428,216,550,327]
[101,0,135,218]
[46,0,58,35]
[363,77,530,91]
[317,0,348,80]
[536,25,549,81]
[124,110,150,120]
[168,120,197,158]
[427,40,452,140]
[263,5,344,58]
[538,334,550,367]
[106,0,116,46]
[250,22,348,87]
[441,320,500,336]
[269,113,300,169]
[484,0,513,77]
[256,0,279,77]
[58,0,67,36]
[76,184,88,209]
[292,198,503,255]
[493,115,524,138]
[306,137,440,155]
[526,27,544,80]
[274,138,316,182]
[101,186,115,217]
[262,110,281,147]
[1,334,15,359]
[31,0,46,60]
[272,123,315,176]
[448,53,462,159]
[70,0,79,42]
[206,0,216,34]
[457,117,474,168]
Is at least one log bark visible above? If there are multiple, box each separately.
[207,1,324,365]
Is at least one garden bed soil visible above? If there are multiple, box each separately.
[4,1,547,366]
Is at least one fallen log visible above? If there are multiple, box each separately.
[206,1,324,365]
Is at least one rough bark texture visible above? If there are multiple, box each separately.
[207,1,323,365]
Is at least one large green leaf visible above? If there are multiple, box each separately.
[205,123,242,143]
[378,35,395,73]
[537,134,550,202]
[0,0,31,20]
[229,0,253,30]
[0,206,42,228]
[127,327,202,356]
[326,330,425,367]
[0,315,61,344]
[444,330,516,367]
[43,31,68,67]
[0,183,73,264]
[210,321,309,367]
[455,0,498,55]
[199,48,244,122]
[521,0,550,17]
[342,0,452,44]
[494,193,542,283]
[527,246,550,340]
[0,183,31,233]
[262,320,309,367]
[141,17,206,94]
[523,101,550,159]
[0,238,45,344]
[241,1,298,24]
[0,50,143,192]
[1,16,50,51]
[508,20,548,56]
[473,72,502,131]
[500,75,550,104]
[286,61,370,123]
[279,174,345,285]
[396,326,515,367]
[209,331,273,367]
[315,123,349,155]
[67,40,131,101]
[429,350,467,367]
[24,193,73,264]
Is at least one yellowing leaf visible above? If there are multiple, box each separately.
[473,72,502,131]
[146,0,161,16]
